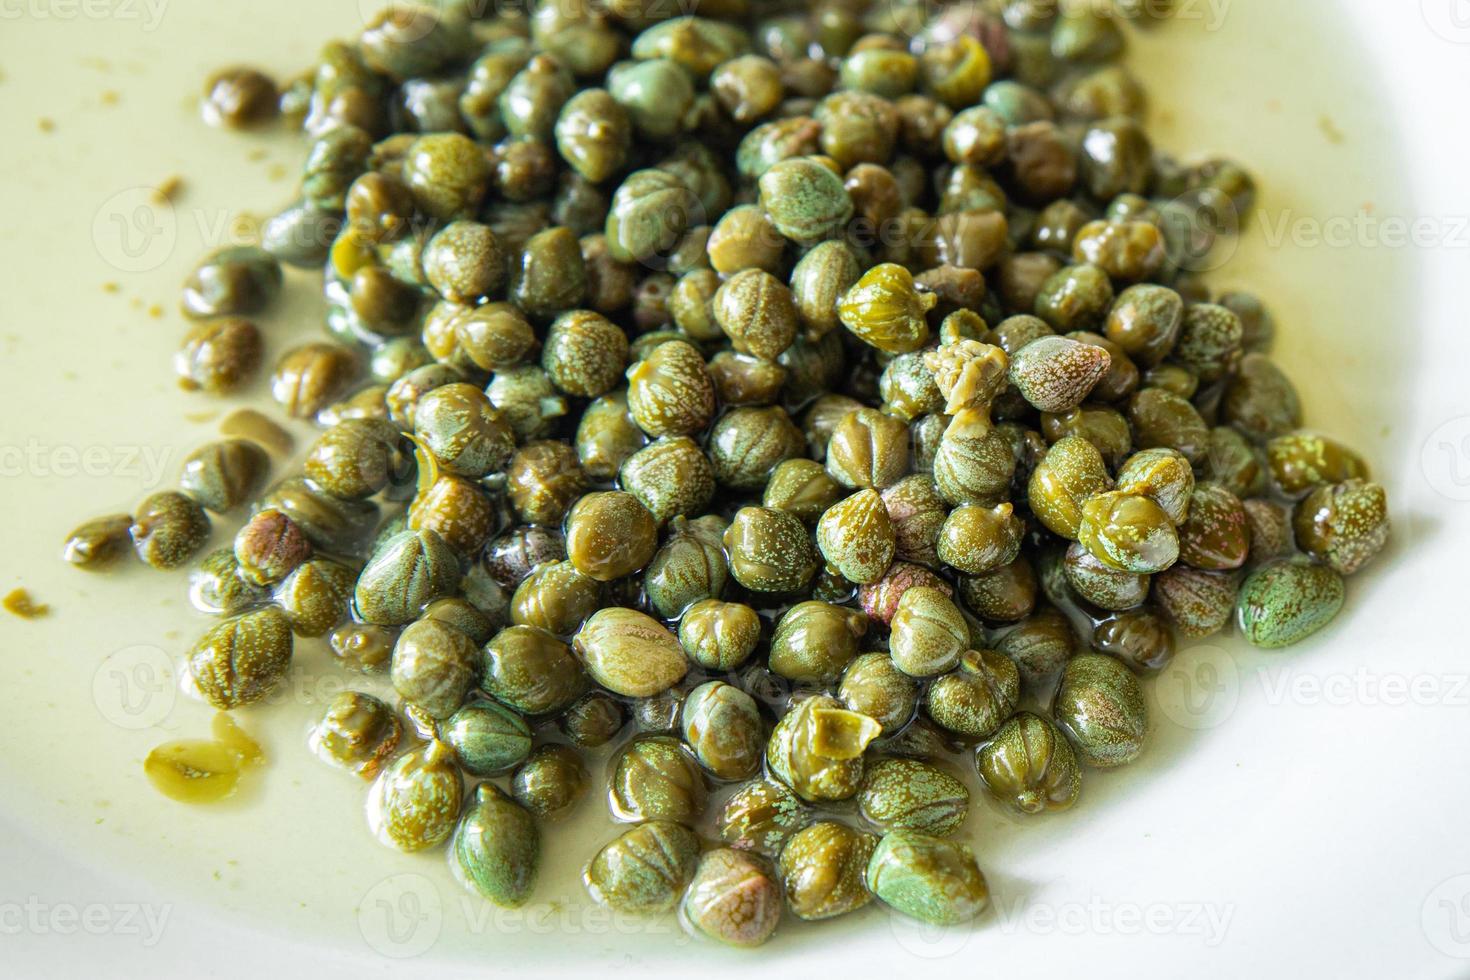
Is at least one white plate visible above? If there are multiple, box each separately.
[2,1,1468,977]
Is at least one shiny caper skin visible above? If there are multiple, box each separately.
[764,459,845,525]
[678,599,761,671]
[179,439,270,515]
[1128,387,1210,465]
[858,562,953,627]
[838,263,934,355]
[1093,609,1176,674]
[187,606,293,709]
[130,491,211,570]
[933,411,1017,505]
[709,406,806,490]
[767,695,882,803]
[560,691,627,748]
[924,649,1021,741]
[723,506,820,594]
[867,830,989,925]
[433,697,531,778]
[455,303,537,372]
[768,601,867,684]
[233,508,311,587]
[1266,431,1369,497]
[1078,491,1180,574]
[329,622,396,673]
[620,437,715,527]
[421,596,495,645]
[833,653,916,735]
[758,156,854,245]
[682,848,782,948]
[1062,541,1150,610]
[959,557,1038,624]
[1293,479,1390,575]
[511,744,589,821]
[777,820,877,921]
[391,618,480,720]
[681,681,765,781]
[480,625,586,716]
[309,691,402,779]
[1177,483,1251,571]
[271,342,359,420]
[605,168,701,263]
[510,560,601,636]
[645,517,730,619]
[453,782,540,908]
[276,557,356,637]
[631,688,685,735]
[411,385,515,480]
[1152,565,1237,639]
[1237,559,1345,649]
[826,407,911,490]
[816,489,895,585]
[573,607,688,698]
[181,246,283,319]
[584,820,701,914]
[609,735,708,824]
[1009,335,1112,413]
[937,502,1024,576]
[890,587,969,678]
[996,607,1077,687]
[175,318,265,395]
[506,440,588,525]
[714,268,799,360]
[975,712,1081,814]
[875,475,945,569]
[187,547,268,614]
[1035,262,1113,332]
[1223,353,1302,439]
[565,491,659,582]
[368,741,464,852]
[355,528,459,626]
[1053,653,1147,768]
[626,340,717,438]
[1115,447,1194,524]
[860,759,970,838]
[303,419,405,500]
[574,390,646,480]
[403,132,491,220]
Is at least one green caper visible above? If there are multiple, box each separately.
[309,691,402,780]
[723,506,820,594]
[609,735,708,823]
[179,439,270,514]
[131,491,211,570]
[187,606,293,709]
[767,695,882,802]
[481,625,587,715]
[511,744,589,822]
[573,607,688,698]
[368,741,463,852]
[584,820,701,913]
[681,681,765,781]
[976,712,1082,814]
[768,601,867,684]
[1053,653,1148,768]
[454,782,540,908]
[777,820,876,920]
[924,649,1020,740]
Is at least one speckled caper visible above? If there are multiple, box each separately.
[275,557,356,637]
[309,691,402,780]
[786,240,859,339]
[271,342,359,420]
[539,310,628,398]
[1152,565,1236,639]
[559,691,626,749]
[1293,479,1389,575]
[1114,447,1193,525]
[605,168,701,263]
[608,735,707,824]
[933,411,1017,506]
[866,830,988,926]
[186,549,266,615]
[181,246,282,319]
[1077,491,1180,574]
[1128,386,1210,465]
[563,491,658,582]
[767,695,881,803]
[1222,353,1302,438]
[835,653,916,735]
[408,385,514,481]
[455,303,538,373]
[1237,559,1345,649]
[584,820,701,913]
[625,339,717,437]
[355,528,458,626]
[1266,431,1369,497]
[1176,483,1250,571]
[391,618,479,719]
[857,562,953,628]
[681,681,765,781]
[508,746,586,826]
[509,226,587,320]
[261,476,379,556]
[453,782,540,908]
[682,848,782,948]
[179,439,270,514]
[1053,653,1147,768]
[708,406,805,491]
[673,599,757,672]
[889,586,969,678]
[421,597,495,645]
[368,741,463,853]
[924,649,1021,741]
[937,502,1024,577]
[175,318,264,394]
[440,699,533,776]
[1104,283,1183,366]
[975,712,1081,814]
[1062,541,1150,610]
[187,606,293,709]
[723,506,820,595]
[837,263,934,354]
[1035,262,1113,332]
[506,440,588,525]
[777,820,876,920]
[1008,335,1111,413]
[815,489,896,585]
[825,407,911,491]
[768,601,867,684]
[573,607,688,698]
[996,607,1077,687]
[509,561,600,637]
[303,419,405,500]
[958,557,1038,624]
[130,491,211,570]
[402,132,491,220]
[479,625,586,715]
[644,516,728,619]
[620,437,715,527]
[858,757,970,837]
[757,156,853,245]
[761,459,842,526]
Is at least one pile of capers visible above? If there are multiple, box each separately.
[64,0,1391,948]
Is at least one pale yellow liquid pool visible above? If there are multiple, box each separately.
[0,0,1413,967]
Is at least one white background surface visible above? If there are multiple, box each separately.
[2,1,1469,977]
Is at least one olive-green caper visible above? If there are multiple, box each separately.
[866,830,989,926]
[678,599,761,671]
[996,606,1077,687]
[645,516,730,619]
[975,712,1081,814]
[403,132,491,220]
[777,820,877,920]
[838,263,934,355]
[131,491,211,570]
[1053,653,1147,768]
[1293,479,1389,575]
[367,741,464,852]
[937,502,1024,576]
[506,440,588,525]
[276,557,356,637]
[826,407,911,490]
[768,601,867,684]
[271,342,359,420]
[625,340,717,437]
[1077,491,1180,574]
[179,439,270,514]
[187,606,293,709]
[442,699,533,776]
[816,489,896,585]
[932,411,1017,506]
[1128,387,1210,465]
[858,758,970,836]
[1115,447,1194,524]
[510,560,601,636]
[511,744,588,822]
[481,625,587,716]
[609,735,707,823]
[1152,565,1237,639]
[1177,483,1251,571]
[560,691,627,748]
[924,649,1020,740]
[573,607,688,698]
[723,506,820,594]
[767,695,882,803]
[309,691,402,780]
[890,586,970,678]
[181,246,282,319]
[605,168,702,263]
[1266,431,1368,497]
[355,528,459,626]
[1062,541,1150,610]
[758,156,854,245]
[709,406,806,491]
[175,318,264,394]
[584,820,701,913]
[63,513,138,570]
[391,618,479,719]
[1237,559,1345,649]
[412,384,516,480]
[681,681,765,781]
[620,437,715,526]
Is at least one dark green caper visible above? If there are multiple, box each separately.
[454,782,540,908]
[975,711,1081,814]
[924,649,1021,740]
[482,625,587,715]
[309,691,402,780]
[565,490,659,582]
[560,691,627,748]
[181,246,282,319]
[723,506,820,594]
[777,820,876,920]
[620,437,715,527]
[1053,653,1147,768]
[584,820,701,913]
[709,406,806,490]
[512,744,589,821]
[1293,479,1390,575]
[609,735,707,823]
[442,699,533,775]
[858,758,970,836]
[769,601,867,684]
[355,528,459,626]
[276,557,356,637]
[510,560,601,637]
[573,607,687,698]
